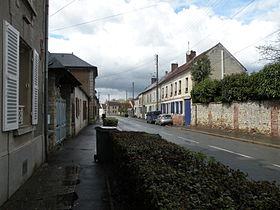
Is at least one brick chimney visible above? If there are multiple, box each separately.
[186,50,196,63]
[151,77,157,84]
[171,63,178,71]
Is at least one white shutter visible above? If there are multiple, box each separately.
[2,20,20,131]
[32,49,39,125]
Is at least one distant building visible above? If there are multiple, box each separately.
[105,100,132,116]
[137,43,246,126]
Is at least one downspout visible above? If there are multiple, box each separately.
[221,49,224,79]
[44,0,49,161]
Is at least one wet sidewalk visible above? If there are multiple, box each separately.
[182,126,280,149]
[0,124,111,210]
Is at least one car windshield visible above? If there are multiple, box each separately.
[163,115,171,119]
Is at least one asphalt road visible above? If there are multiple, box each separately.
[117,117,280,183]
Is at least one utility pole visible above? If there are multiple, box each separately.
[126,90,127,101]
[132,82,135,116]
[108,94,110,102]
[155,54,159,111]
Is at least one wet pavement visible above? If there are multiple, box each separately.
[0,124,111,210]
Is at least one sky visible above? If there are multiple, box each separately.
[48,0,280,103]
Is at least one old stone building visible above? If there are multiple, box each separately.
[50,53,99,123]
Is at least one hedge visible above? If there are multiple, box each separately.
[103,117,118,126]
[111,131,280,209]
[191,62,280,103]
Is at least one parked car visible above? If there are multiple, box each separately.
[155,114,173,126]
[146,111,161,124]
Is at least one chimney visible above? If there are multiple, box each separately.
[186,50,196,63]
[171,63,178,71]
[165,71,168,75]
[151,77,157,84]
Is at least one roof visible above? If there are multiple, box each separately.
[159,42,246,85]
[107,101,121,107]
[139,74,168,95]
[48,52,97,70]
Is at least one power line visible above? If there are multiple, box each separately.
[97,28,280,81]
[50,4,158,32]
[191,0,257,49]
[209,28,280,70]
[50,0,77,17]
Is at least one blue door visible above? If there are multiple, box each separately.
[184,99,191,126]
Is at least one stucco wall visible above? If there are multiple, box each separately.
[192,101,280,137]
[0,0,46,206]
[207,44,246,80]
[74,87,89,134]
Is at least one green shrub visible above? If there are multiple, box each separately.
[191,63,280,103]
[191,55,212,84]
[103,117,118,126]
[253,63,280,100]
[111,131,280,209]
[191,78,221,103]
[220,73,254,103]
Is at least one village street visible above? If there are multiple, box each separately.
[117,117,280,183]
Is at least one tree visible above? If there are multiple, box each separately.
[257,32,280,63]
[191,55,211,84]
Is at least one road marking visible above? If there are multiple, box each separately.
[208,145,253,159]
[161,132,173,136]
[178,136,199,144]
[272,164,280,168]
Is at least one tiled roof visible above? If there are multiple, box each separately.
[48,53,97,69]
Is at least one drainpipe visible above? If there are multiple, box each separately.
[44,0,49,161]
[221,49,224,79]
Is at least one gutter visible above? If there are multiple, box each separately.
[44,0,49,161]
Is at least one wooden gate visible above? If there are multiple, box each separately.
[56,97,66,144]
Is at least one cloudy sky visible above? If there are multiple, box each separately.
[48,0,280,103]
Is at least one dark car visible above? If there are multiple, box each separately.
[146,111,161,124]
[155,114,173,126]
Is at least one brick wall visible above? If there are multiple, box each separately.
[172,115,184,126]
[70,69,91,96]
[192,101,280,137]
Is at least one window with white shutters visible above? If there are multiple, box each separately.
[2,20,20,131]
[32,50,39,125]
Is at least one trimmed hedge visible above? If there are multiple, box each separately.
[191,63,280,103]
[111,131,280,209]
[103,117,118,126]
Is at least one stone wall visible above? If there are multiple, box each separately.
[192,101,280,137]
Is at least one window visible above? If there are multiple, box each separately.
[171,102,174,114]
[174,82,177,95]
[165,86,168,98]
[179,101,183,114]
[76,98,79,118]
[170,84,173,97]
[161,88,164,99]
[83,101,87,120]
[2,21,39,131]
[185,77,189,93]
[178,80,182,94]
[19,39,32,126]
